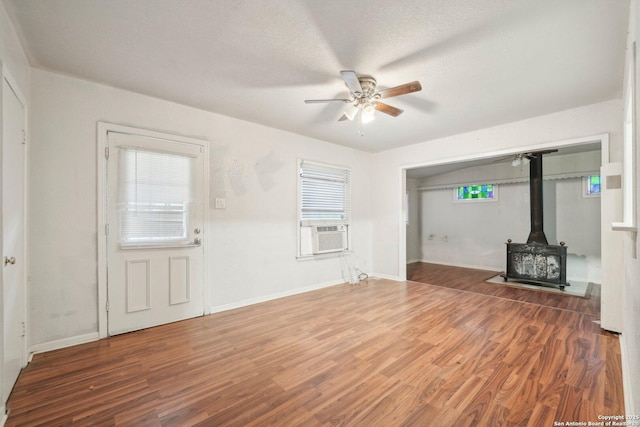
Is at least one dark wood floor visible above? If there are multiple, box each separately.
[7,265,622,426]
[408,262,600,317]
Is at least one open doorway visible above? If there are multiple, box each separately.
[400,134,615,316]
[406,142,602,282]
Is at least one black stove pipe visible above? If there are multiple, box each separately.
[526,153,549,245]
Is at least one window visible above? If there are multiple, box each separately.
[584,175,601,197]
[454,184,498,202]
[118,147,194,245]
[299,160,350,222]
[298,160,351,257]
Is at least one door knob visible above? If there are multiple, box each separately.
[4,256,16,266]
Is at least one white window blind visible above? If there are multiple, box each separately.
[118,148,194,245]
[300,160,351,222]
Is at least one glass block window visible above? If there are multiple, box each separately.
[587,175,601,195]
[455,184,497,201]
[584,175,601,197]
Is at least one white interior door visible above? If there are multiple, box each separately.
[600,162,624,333]
[2,76,26,404]
[106,131,206,335]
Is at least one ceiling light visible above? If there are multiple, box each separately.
[511,153,531,167]
[361,103,375,123]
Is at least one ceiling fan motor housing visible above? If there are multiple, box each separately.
[356,76,377,100]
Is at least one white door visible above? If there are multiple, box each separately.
[600,162,624,333]
[106,131,206,335]
[2,77,26,403]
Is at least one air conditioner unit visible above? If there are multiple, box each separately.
[312,225,348,254]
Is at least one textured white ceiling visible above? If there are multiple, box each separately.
[3,0,629,152]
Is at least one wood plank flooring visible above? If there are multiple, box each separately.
[408,262,600,316]
[6,267,622,426]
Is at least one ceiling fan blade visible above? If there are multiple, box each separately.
[377,81,422,99]
[304,99,351,104]
[375,102,404,117]
[493,155,514,163]
[340,70,363,97]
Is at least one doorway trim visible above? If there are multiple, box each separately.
[398,133,610,281]
[96,122,210,338]
[1,63,29,413]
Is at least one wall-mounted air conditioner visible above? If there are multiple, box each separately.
[312,224,348,254]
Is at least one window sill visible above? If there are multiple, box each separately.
[297,250,352,261]
[611,222,637,232]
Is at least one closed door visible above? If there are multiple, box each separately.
[106,131,206,335]
[3,77,26,403]
[600,162,623,333]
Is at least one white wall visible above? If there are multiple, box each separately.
[28,69,372,347]
[622,0,640,416]
[420,183,529,271]
[372,100,622,281]
[555,178,602,283]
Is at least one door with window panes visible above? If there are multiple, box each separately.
[106,131,205,335]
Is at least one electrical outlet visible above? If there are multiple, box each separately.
[215,198,226,209]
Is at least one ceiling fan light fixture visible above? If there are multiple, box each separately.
[344,104,359,121]
[361,103,375,123]
[511,153,531,167]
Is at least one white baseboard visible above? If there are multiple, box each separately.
[1,406,6,427]
[29,332,100,356]
[620,333,636,416]
[418,259,503,272]
[406,259,422,264]
[29,280,349,353]
[370,273,402,281]
[210,279,345,314]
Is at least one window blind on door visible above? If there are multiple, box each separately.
[299,161,351,222]
[118,147,194,244]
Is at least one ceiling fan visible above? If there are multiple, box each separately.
[494,149,558,166]
[304,70,422,123]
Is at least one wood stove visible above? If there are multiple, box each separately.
[502,151,570,290]
[505,240,568,289]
